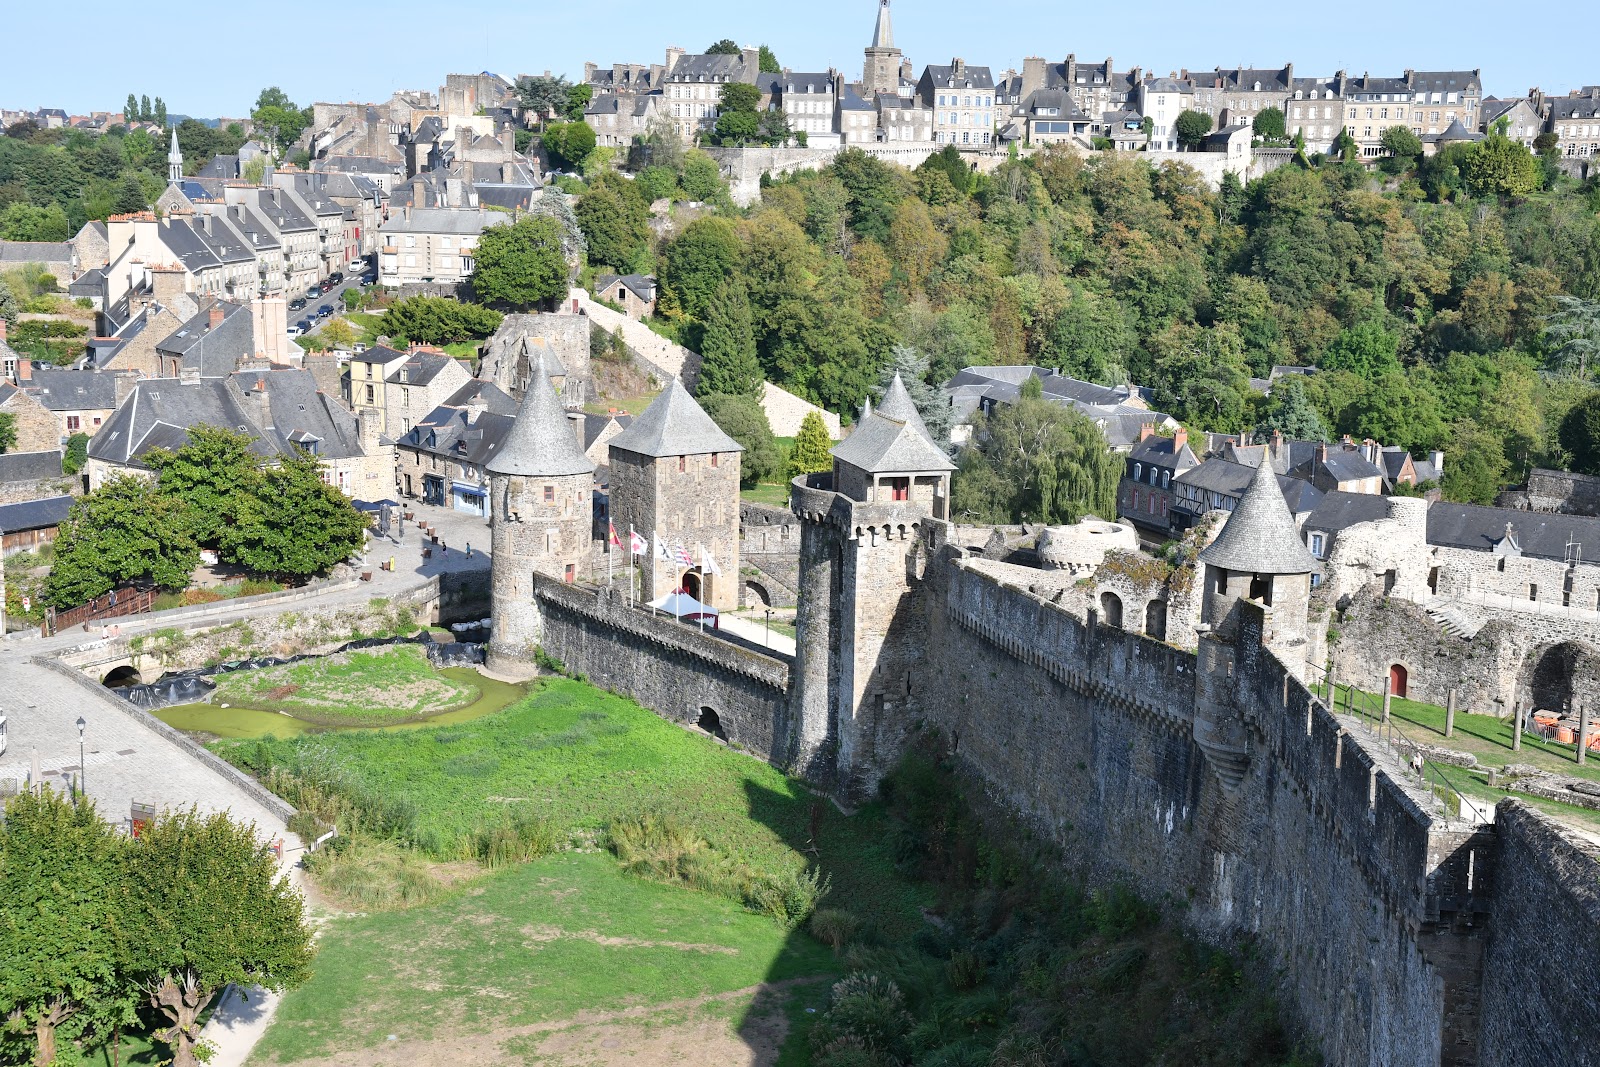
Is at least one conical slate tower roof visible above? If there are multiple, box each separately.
[876,372,933,441]
[486,349,594,477]
[871,0,894,48]
[608,377,743,458]
[1198,456,1319,575]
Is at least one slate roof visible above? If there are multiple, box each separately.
[665,54,748,83]
[486,350,594,477]
[1426,503,1600,563]
[0,241,71,264]
[0,494,73,533]
[380,208,510,235]
[440,378,519,415]
[1409,70,1481,94]
[1020,89,1092,121]
[580,412,632,451]
[1433,117,1483,143]
[25,368,121,411]
[923,63,994,90]
[1302,490,1390,536]
[1128,434,1199,471]
[832,411,955,475]
[1551,90,1600,121]
[608,378,743,459]
[1199,455,1320,574]
[1319,450,1384,484]
[875,373,933,441]
[391,350,458,388]
[1212,66,1293,93]
[0,450,64,483]
[155,302,254,376]
[596,274,657,302]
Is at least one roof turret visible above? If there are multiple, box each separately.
[875,372,932,441]
[1198,455,1319,574]
[486,349,594,477]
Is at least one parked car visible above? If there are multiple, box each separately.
[289,297,306,310]
[317,304,334,318]
[295,318,314,333]
[328,272,344,285]
[320,283,335,294]
[286,323,303,337]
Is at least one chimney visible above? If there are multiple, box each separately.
[114,372,136,407]
[17,358,32,382]
[358,407,380,454]
[179,365,201,385]
[1138,423,1155,442]
[1021,56,1048,99]
[209,305,225,330]
[1317,443,1328,463]
[1362,438,1379,464]
[0,318,6,341]
[1430,449,1444,477]
[1172,425,1187,451]
[247,375,272,430]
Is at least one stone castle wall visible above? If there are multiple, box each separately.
[531,576,791,764]
[917,549,1496,1067]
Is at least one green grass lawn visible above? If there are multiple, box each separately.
[249,851,838,1065]
[584,390,660,417]
[741,482,792,507]
[219,677,926,923]
[211,644,479,726]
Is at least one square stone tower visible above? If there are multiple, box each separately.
[607,379,744,610]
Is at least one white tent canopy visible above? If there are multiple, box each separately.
[648,591,719,624]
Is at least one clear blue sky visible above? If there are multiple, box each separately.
[2,0,1589,117]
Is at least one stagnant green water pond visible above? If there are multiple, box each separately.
[153,667,528,739]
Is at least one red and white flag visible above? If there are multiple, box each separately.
[608,520,621,547]
[628,527,646,554]
[673,542,693,567]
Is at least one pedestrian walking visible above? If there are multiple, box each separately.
[466,542,473,559]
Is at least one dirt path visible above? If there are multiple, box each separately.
[265,978,826,1067]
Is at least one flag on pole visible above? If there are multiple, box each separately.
[701,546,722,577]
[654,532,667,561]
[608,520,621,548]
[672,542,693,568]
[629,528,646,555]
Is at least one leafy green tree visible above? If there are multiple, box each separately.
[696,277,762,398]
[1146,323,1256,432]
[660,216,740,319]
[1320,318,1401,381]
[680,151,727,203]
[250,88,310,154]
[714,83,762,146]
[119,808,314,1067]
[757,109,792,147]
[1255,374,1327,441]
[563,85,593,122]
[1173,110,1213,151]
[1560,393,1600,475]
[513,75,571,123]
[699,392,781,486]
[1380,124,1423,162]
[44,475,197,608]
[1442,422,1510,504]
[788,410,833,476]
[472,215,571,310]
[222,449,368,579]
[575,172,650,271]
[0,789,131,1067]
[635,164,678,203]
[140,95,151,123]
[0,411,16,453]
[1252,107,1286,141]
[153,97,167,128]
[1543,295,1600,379]
[125,93,139,122]
[0,278,18,327]
[0,202,71,241]
[827,148,907,243]
[953,380,1121,524]
[62,431,88,474]
[757,45,780,73]
[542,121,596,170]
[1331,127,1359,162]
[143,427,262,546]
[705,39,741,55]
[1463,135,1539,198]
[382,296,504,343]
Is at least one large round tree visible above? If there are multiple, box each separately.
[472,215,571,311]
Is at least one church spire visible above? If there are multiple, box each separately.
[871,0,894,48]
[167,127,183,185]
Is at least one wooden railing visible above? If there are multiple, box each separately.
[42,586,154,636]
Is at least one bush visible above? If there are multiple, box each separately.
[179,588,224,606]
[474,808,562,868]
[303,835,449,911]
[809,973,913,1064]
[810,907,863,952]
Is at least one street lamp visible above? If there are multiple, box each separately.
[75,717,85,798]
[765,608,773,646]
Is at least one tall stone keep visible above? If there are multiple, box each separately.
[862,0,902,95]
[1192,456,1319,789]
[607,379,744,610]
[486,350,596,667]
[790,374,955,795]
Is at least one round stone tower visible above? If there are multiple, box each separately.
[486,349,596,669]
[1192,456,1320,790]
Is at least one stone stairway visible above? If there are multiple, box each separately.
[1426,600,1489,639]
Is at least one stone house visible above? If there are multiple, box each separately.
[0,241,73,283]
[1300,490,1390,565]
[17,365,130,444]
[1289,76,1346,153]
[662,50,760,142]
[0,450,68,504]
[0,379,59,454]
[839,86,879,144]
[479,311,592,406]
[378,206,510,289]
[273,171,384,261]
[607,378,744,609]
[86,368,383,496]
[1017,55,1141,137]
[594,274,657,319]
[152,302,256,378]
[830,373,955,514]
[1549,87,1600,157]
[219,188,321,295]
[0,495,73,558]
[364,346,472,438]
[72,221,110,274]
[876,92,932,143]
[766,71,839,145]
[1138,77,1196,152]
[1187,65,1293,128]
[584,92,663,149]
[1480,97,1545,147]
[583,61,663,97]
[394,378,519,508]
[0,320,24,385]
[917,59,996,149]
[578,411,632,469]
[346,345,413,435]
[1117,425,1200,542]
[1007,88,1093,146]
[1340,69,1483,159]
[1171,458,1323,535]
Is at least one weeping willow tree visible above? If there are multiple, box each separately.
[952,377,1122,525]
